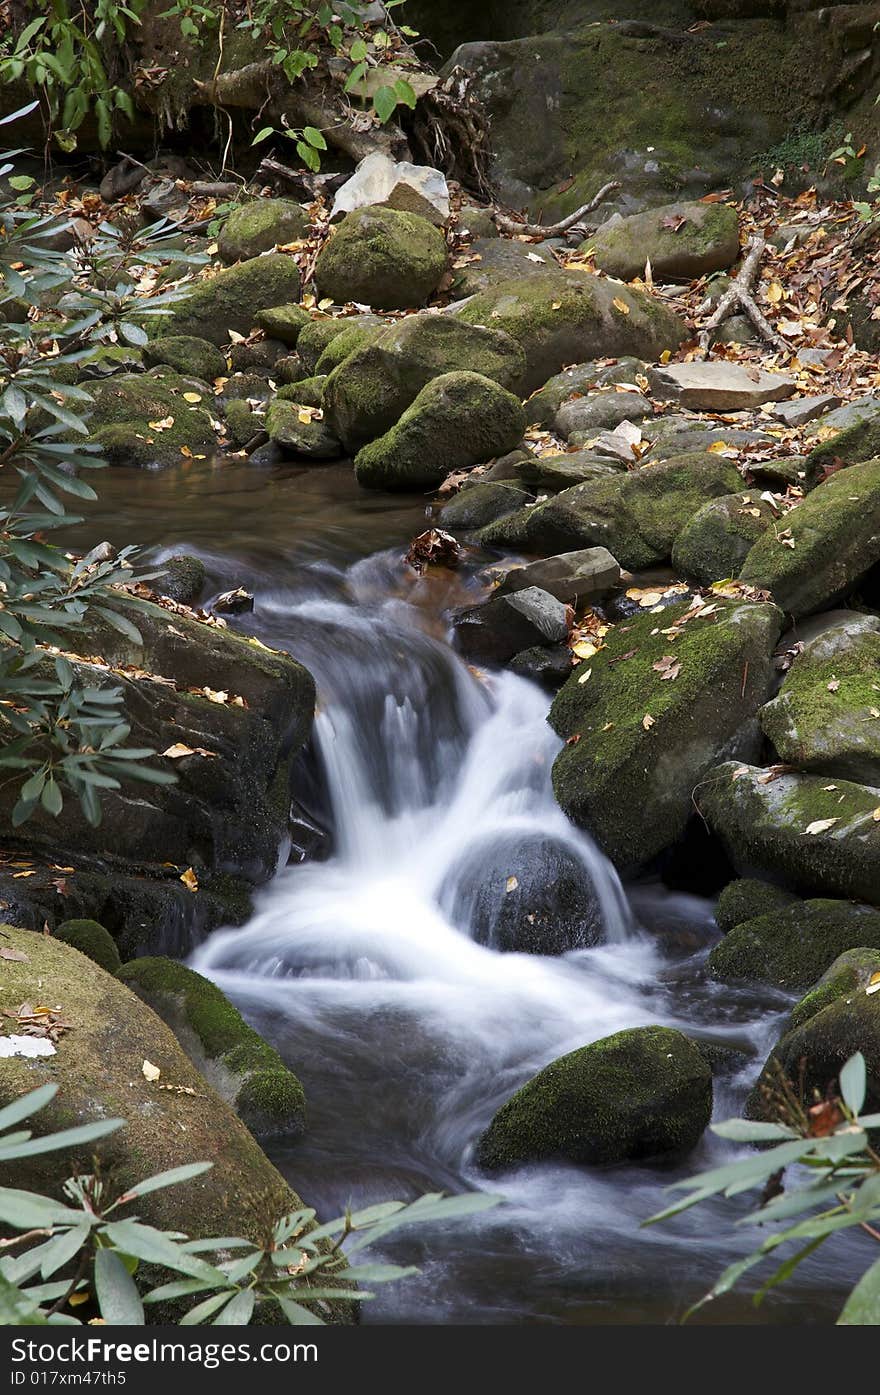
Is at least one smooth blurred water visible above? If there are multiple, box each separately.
[73,457,869,1324]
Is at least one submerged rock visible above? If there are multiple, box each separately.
[739,458,880,618]
[476,1026,713,1171]
[217,198,309,263]
[323,313,525,452]
[589,200,740,282]
[697,762,880,906]
[443,832,603,955]
[550,597,782,869]
[314,204,448,309]
[458,269,686,393]
[354,371,525,491]
[118,957,305,1138]
[708,899,880,991]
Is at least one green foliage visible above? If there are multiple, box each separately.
[645,1051,880,1324]
[0,2,143,151]
[0,106,209,825]
[0,1084,500,1325]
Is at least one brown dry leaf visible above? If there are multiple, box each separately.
[180,867,199,892]
[804,818,839,835]
[162,743,217,760]
[142,1059,161,1082]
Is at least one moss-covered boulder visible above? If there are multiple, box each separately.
[354,371,525,491]
[152,553,207,605]
[265,400,342,460]
[223,397,261,447]
[314,317,384,374]
[785,947,880,1033]
[296,318,352,374]
[555,388,652,442]
[708,899,880,991]
[746,986,880,1123]
[165,254,302,346]
[513,450,621,493]
[672,490,776,585]
[254,303,313,346]
[0,929,330,1271]
[54,918,121,974]
[117,957,305,1138]
[450,236,556,297]
[760,623,880,784]
[323,313,526,452]
[476,1026,713,1171]
[217,198,309,263]
[314,205,448,310]
[0,599,316,891]
[85,372,218,469]
[715,877,799,933]
[143,335,227,382]
[276,375,327,408]
[519,452,742,568]
[588,201,741,283]
[458,269,686,393]
[804,413,880,482]
[438,480,532,531]
[697,762,880,905]
[550,597,782,868]
[739,458,880,618]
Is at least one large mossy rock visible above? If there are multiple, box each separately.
[739,458,880,618]
[804,412,880,482]
[458,269,686,393]
[714,877,799,933]
[0,600,315,893]
[354,371,525,491]
[672,490,776,585]
[760,621,880,784]
[217,198,309,263]
[746,982,880,1123]
[314,205,448,310]
[314,318,385,374]
[785,946,880,1034]
[117,957,305,1139]
[550,597,782,868]
[322,313,526,452]
[515,451,742,568]
[525,357,647,427]
[589,201,741,282]
[54,918,122,975]
[476,1026,713,1171]
[165,254,302,346]
[708,899,880,991]
[86,372,217,469]
[697,762,880,906]
[265,400,342,460]
[143,335,227,382]
[450,236,556,296]
[0,929,328,1267]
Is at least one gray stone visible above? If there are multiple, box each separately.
[331,152,450,223]
[265,401,342,459]
[438,481,532,531]
[804,394,880,438]
[554,390,652,440]
[451,238,556,297]
[454,586,569,666]
[495,547,620,605]
[589,200,741,283]
[769,394,842,428]
[649,361,797,411]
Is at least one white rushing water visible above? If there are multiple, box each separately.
[189,555,848,1324]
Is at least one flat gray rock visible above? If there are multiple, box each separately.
[649,361,797,411]
[495,547,621,604]
[769,394,842,428]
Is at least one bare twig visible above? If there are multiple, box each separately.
[493,182,622,239]
[697,235,789,356]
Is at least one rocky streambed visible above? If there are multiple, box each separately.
[4,170,880,1323]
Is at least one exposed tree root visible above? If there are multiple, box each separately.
[493,182,622,240]
[697,234,789,355]
[408,67,492,195]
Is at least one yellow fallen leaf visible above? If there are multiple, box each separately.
[182,391,202,403]
[873,807,880,821]
[147,416,174,431]
[867,971,880,996]
[505,876,519,893]
[766,281,784,305]
[577,668,592,685]
[804,818,839,836]
[142,1059,161,1082]
[571,639,598,660]
[180,867,199,892]
[612,297,630,315]
[179,445,193,458]
[202,687,228,704]
[68,1292,90,1307]
[318,298,334,311]
[637,591,663,608]
[707,440,730,454]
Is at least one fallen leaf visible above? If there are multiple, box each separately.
[147,416,174,431]
[505,876,519,893]
[182,392,202,403]
[142,1059,161,1082]
[642,713,655,730]
[577,668,592,685]
[162,743,218,760]
[612,297,631,315]
[180,867,199,892]
[804,818,839,835]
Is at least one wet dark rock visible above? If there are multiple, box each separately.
[152,553,207,606]
[454,586,569,666]
[495,547,620,605]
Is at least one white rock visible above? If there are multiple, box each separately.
[649,361,797,411]
[331,153,450,224]
[0,1034,56,1058]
